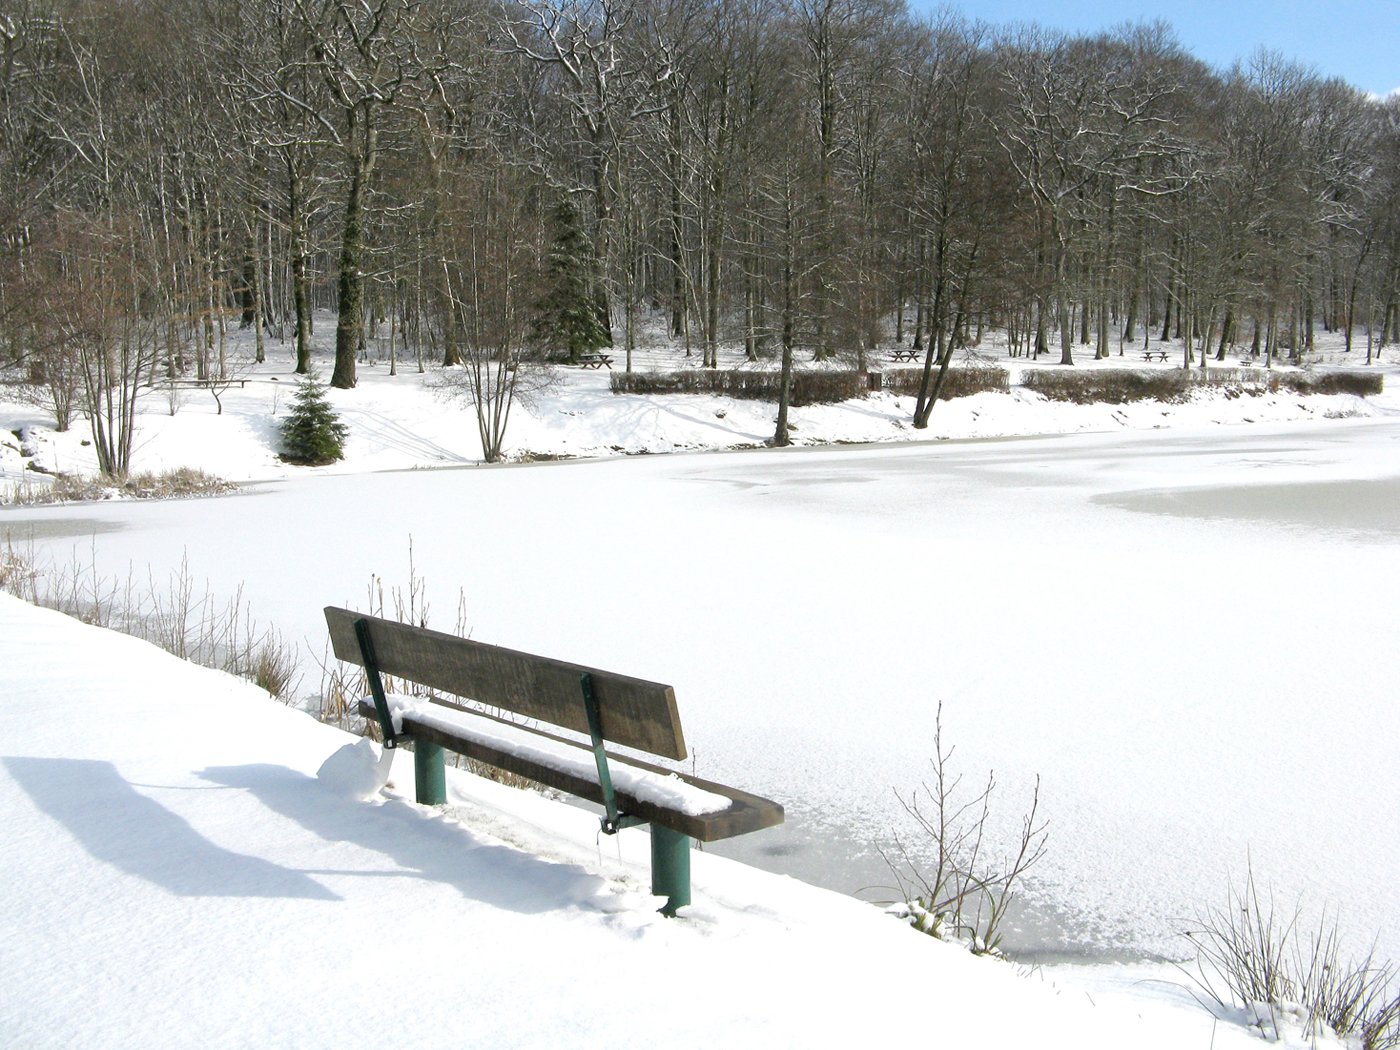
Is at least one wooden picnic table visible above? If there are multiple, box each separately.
[888,348,920,362]
[1140,351,1170,363]
[161,377,250,388]
[577,353,613,369]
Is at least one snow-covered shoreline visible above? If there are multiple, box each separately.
[0,591,1350,1048]
[3,326,1394,489]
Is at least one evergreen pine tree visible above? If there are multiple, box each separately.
[280,371,349,465]
[532,196,610,363]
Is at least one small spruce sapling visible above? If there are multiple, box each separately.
[280,371,348,465]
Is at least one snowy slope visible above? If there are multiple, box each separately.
[0,592,1303,1049]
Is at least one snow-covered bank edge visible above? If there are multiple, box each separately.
[3,361,1392,493]
[0,588,1346,1049]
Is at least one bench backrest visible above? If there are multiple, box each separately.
[324,607,687,760]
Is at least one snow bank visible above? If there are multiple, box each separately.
[0,592,1297,1049]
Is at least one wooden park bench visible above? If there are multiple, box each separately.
[576,353,613,369]
[324,607,784,916]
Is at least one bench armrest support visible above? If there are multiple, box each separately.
[581,672,630,834]
[355,618,399,749]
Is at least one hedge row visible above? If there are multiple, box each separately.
[610,364,1382,407]
[880,365,1010,399]
[1022,367,1383,404]
[610,368,865,405]
[1269,371,1383,396]
[1022,368,1198,404]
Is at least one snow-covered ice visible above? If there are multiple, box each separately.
[7,407,1398,965]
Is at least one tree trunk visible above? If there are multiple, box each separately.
[774,190,796,448]
[1055,239,1073,365]
[332,151,368,389]
[289,167,312,374]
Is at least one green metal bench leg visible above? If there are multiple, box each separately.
[415,741,446,805]
[650,825,691,916]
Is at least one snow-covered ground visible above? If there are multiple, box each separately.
[2,324,1393,481]
[0,592,1352,1048]
[1,324,1397,1044]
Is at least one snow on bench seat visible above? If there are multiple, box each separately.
[379,693,732,817]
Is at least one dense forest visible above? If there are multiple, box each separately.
[2,0,1398,465]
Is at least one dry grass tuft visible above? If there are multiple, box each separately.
[3,467,235,506]
[0,543,298,702]
[1180,864,1399,1048]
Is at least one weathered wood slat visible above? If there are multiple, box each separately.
[326,607,687,760]
[356,699,784,842]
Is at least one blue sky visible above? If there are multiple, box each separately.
[922,0,1400,98]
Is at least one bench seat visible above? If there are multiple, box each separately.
[357,694,783,842]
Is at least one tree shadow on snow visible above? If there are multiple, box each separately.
[4,756,339,900]
[197,763,606,915]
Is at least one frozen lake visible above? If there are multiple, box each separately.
[7,418,1399,962]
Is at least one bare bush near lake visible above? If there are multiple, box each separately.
[328,548,541,792]
[881,701,1048,956]
[610,368,866,405]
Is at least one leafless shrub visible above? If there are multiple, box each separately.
[322,542,543,793]
[1023,368,1198,404]
[311,542,453,733]
[312,642,366,729]
[121,468,236,499]
[3,473,100,505]
[430,359,560,463]
[0,543,297,700]
[0,536,40,600]
[3,364,81,432]
[30,212,166,478]
[1023,367,1382,405]
[880,701,1048,956]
